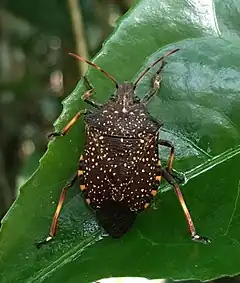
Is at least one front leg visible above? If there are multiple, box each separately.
[82,76,102,109]
[140,60,167,105]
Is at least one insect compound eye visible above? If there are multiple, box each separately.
[95,199,137,238]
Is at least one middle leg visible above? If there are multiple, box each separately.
[158,139,174,174]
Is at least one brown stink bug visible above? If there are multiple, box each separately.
[37,48,210,248]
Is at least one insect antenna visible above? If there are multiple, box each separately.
[69,53,119,88]
[133,48,180,89]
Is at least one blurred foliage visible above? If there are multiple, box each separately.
[0,0,131,220]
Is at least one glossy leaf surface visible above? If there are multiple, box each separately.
[1,1,240,282]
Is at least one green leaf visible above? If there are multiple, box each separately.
[1,0,240,282]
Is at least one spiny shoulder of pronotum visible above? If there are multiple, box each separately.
[85,84,159,137]
[85,106,159,137]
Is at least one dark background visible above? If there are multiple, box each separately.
[0,0,238,282]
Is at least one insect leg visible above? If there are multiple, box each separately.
[140,60,166,104]
[161,168,211,244]
[36,174,78,248]
[48,109,87,138]
[158,139,174,173]
[82,76,102,109]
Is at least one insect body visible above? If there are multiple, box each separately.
[84,99,160,237]
[37,49,210,247]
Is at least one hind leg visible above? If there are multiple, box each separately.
[162,168,211,244]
